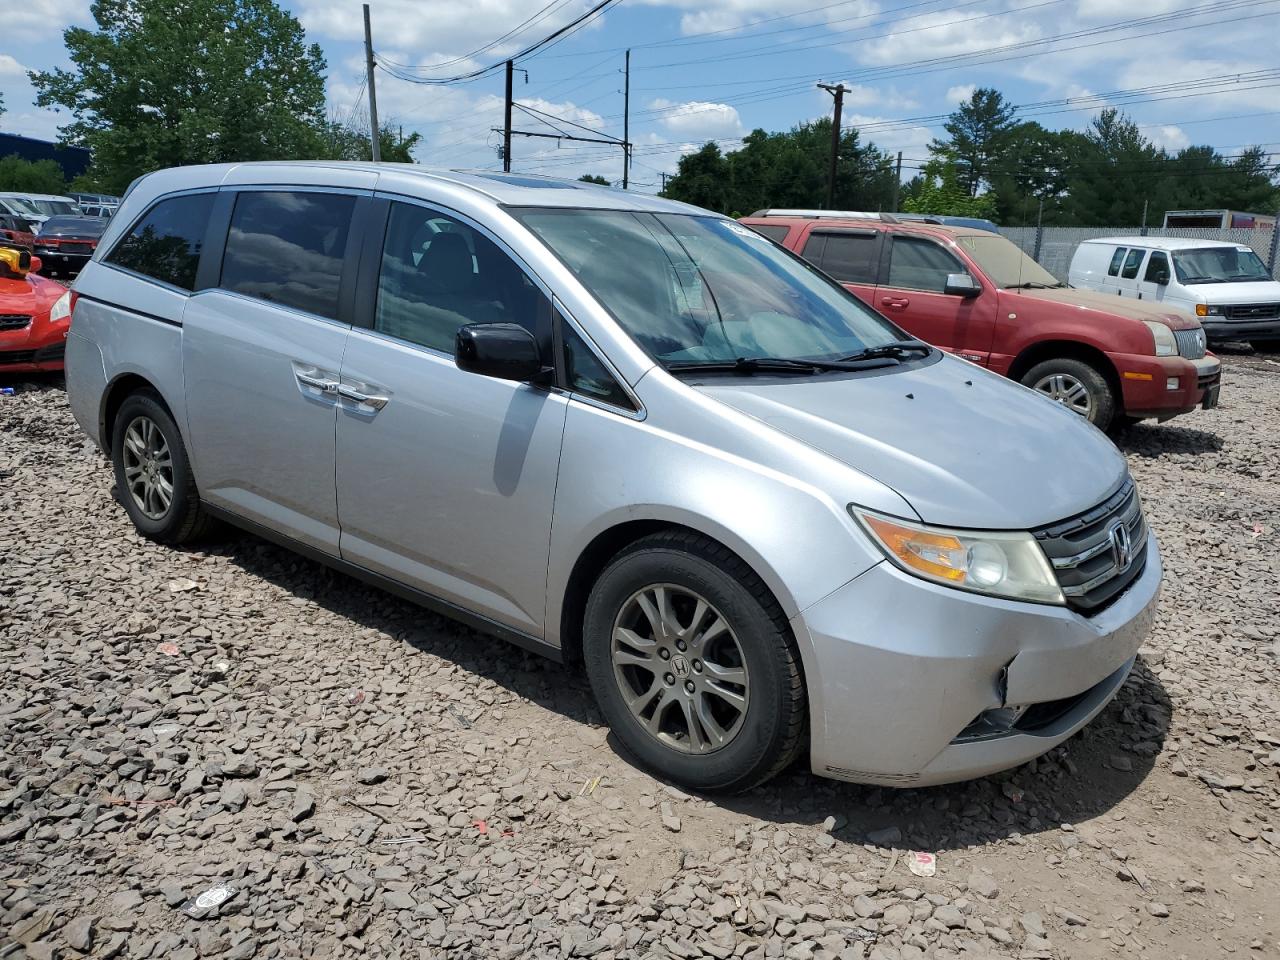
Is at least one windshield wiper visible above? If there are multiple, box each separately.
[1004,281,1064,289]
[667,355,897,375]
[1179,276,1224,284]
[837,340,933,362]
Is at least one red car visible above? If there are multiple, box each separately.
[0,213,36,250]
[0,242,72,373]
[741,212,1221,431]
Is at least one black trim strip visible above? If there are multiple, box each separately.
[76,292,182,328]
[201,503,564,664]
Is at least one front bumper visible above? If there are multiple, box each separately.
[1201,318,1280,342]
[1116,353,1220,419]
[794,531,1161,787]
[0,323,69,373]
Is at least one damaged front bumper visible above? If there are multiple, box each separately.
[793,532,1161,787]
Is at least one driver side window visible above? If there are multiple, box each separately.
[887,236,965,293]
[374,202,551,354]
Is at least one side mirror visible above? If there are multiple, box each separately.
[29,255,42,274]
[1152,270,1169,286]
[944,272,981,298]
[455,322,548,384]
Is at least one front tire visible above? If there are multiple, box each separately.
[1022,357,1116,431]
[1251,340,1280,354]
[111,391,213,544]
[583,531,806,793]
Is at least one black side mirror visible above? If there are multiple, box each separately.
[455,323,549,384]
[1153,270,1169,286]
[944,272,981,298]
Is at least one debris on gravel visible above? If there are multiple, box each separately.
[2,353,1278,959]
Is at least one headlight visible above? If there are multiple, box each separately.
[1194,304,1222,317]
[850,508,1064,605]
[1142,320,1178,357]
[49,290,74,324]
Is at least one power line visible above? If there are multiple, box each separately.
[377,0,577,73]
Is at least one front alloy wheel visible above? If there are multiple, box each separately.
[1032,372,1093,418]
[611,584,749,754]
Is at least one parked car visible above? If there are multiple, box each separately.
[0,213,37,250]
[1069,237,1280,351]
[0,240,72,373]
[742,213,1220,431]
[33,215,107,278]
[0,196,50,231]
[66,163,1160,792]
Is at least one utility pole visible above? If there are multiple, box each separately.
[1141,198,1149,236]
[660,172,669,193]
[1032,198,1045,263]
[622,49,630,190]
[1267,207,1280,276]
[362,4,381,163]
[503,60,514,173]
[817,82,850,209]
[891,151,902,212]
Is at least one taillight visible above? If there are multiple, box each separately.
[49,289,77,325]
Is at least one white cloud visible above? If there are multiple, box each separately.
[836,84,918,110]
[633,0,859,35]
[857,15,1040,65]
[0,55,28,79]
[1149,124,1189,150]
[649,98,744,138]
[5,0,86,41]
[944,84,976,106]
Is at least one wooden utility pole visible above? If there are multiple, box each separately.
[622,50,630,189]
[362,4,381,162]
[817,82,850,209]
[891,151,902,212]
[503,60,514,173]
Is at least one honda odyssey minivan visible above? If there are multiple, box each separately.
[65,163,1161,792]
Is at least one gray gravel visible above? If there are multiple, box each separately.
[2,354,1278,959]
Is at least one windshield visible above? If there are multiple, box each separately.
[1172,246,1271,284]
[955,234,1061,288]
[511,209,904,367]
[2,197,44,218]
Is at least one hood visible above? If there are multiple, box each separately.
[0,274,64,317]
[1184,279,1280,304]
[696,355,1128,530]
[1015,287,1201,329]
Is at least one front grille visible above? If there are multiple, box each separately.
[58,242,93,255]
[1034,479,1148,614]
[1222,302,1280,321]
[0,349,37,365]
[1174,328,1207,359]
[0,314,32,331]
[34,342,64,362]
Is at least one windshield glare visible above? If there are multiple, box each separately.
[1173,246,1270,284]
[512,209,904,367]
[955,234,1060,288]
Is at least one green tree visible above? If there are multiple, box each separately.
[928,88,1018,196]
[901,161,998,218]
[1062,109,1172,225]
[661,142,731,211]
[577,174,610,185]
[318,121,421,163]
[0,155,68,194]
[31,0,328,194]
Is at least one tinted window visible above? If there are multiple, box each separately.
[1107,247,1126,276]
[748,223,791,243]
[818,232,879,284]
[375,201,551,354]
[221,191,355,319]
[562,323,632,409]
[887,236,964,292]
[1144,251,1170,283]
[1120,248,1144,280]
[108,193,214,291]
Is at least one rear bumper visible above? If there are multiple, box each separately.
[794,532,1161,787]
[1116,353,1220,419]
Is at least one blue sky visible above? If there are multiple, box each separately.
[3,0,1278,194]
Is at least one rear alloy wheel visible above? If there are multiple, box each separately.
[583,531,806,793]
[1022,357,1116,431]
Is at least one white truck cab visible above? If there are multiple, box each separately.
[1069,236,1280,349]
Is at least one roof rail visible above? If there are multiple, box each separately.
[749,208,900,223]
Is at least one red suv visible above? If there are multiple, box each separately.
[740,212,1221,431]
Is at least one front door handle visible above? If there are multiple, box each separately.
[295,371,338,394]
[881,296,910,309]
[337,383,389,410]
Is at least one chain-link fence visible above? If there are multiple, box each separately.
[999,224,1280,282]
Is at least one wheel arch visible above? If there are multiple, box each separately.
[100,372,177,455]
[1006,340,1124,413]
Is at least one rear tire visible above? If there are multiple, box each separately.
[111,391,214,544]
[1021,357,1116,431]
[582,531,806,793]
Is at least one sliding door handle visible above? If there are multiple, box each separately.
[337,383,389,410]
[295,371,338,394]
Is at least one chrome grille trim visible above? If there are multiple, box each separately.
[1174,328,1206,359]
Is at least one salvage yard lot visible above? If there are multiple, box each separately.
[1,355,1278,960]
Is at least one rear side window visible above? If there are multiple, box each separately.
[562,323,633,410]
[1107,248,1126,276]
[817,232,879,284]
[107,192,215,291]
[221,191,355,319]
[1120,248,1144,280]
[887,236,964,292]
[747,223,791,243]
[1144,251,1170,283]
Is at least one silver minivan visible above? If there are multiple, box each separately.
[65,163,1161,792]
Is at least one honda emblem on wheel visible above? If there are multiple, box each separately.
[671,655,691,678]
[1109,521,1133,571]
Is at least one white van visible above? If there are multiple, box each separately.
[1069,237,1280,349]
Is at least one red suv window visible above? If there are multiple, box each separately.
[887,236,964,292]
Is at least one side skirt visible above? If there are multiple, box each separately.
[202,502,565,664]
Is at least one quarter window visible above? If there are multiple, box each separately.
[107,192,214,291]
[221,191,355,319]
[817,232,879,284]
[562,323,632,409]
[1120,248,1144,280]
[887,236,964,293]
[1107,248,1126,276]
[1144,251,1170,283]
[374,202,550,355]
[747,223,791,243]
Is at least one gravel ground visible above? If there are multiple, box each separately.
[2,354,1278,960]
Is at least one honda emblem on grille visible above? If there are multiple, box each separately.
[1108,521,1133,572]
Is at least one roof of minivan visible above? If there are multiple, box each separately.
[135,162,710,215]
[1081,236,1247,251]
